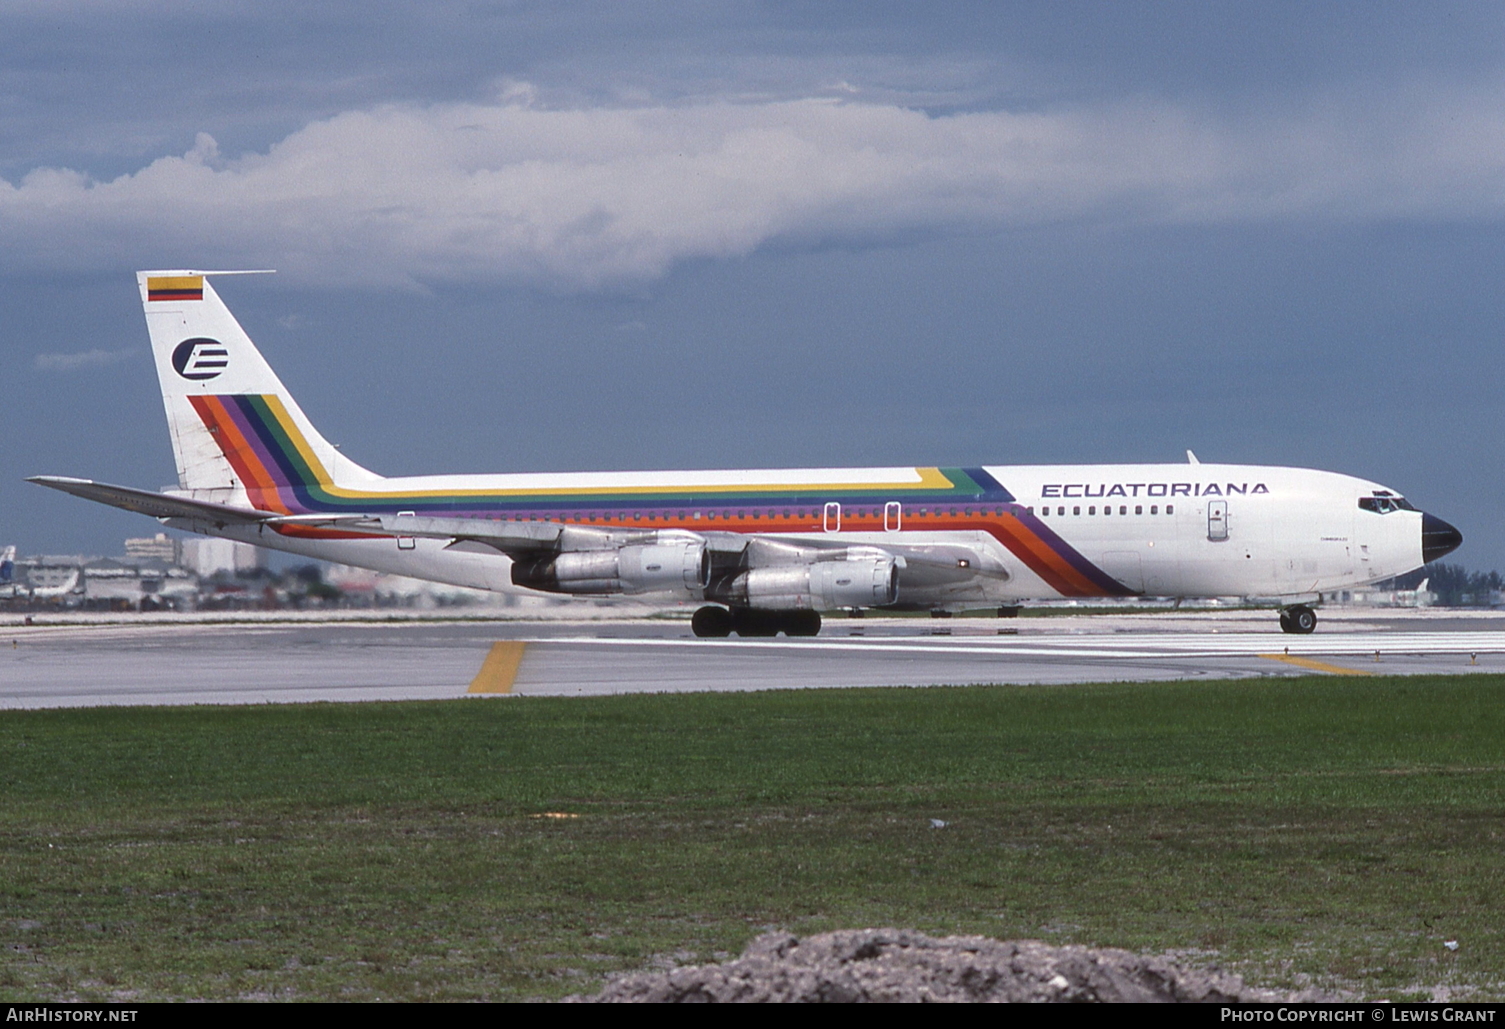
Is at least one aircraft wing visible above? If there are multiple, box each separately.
[369,516,997,573]
[25,482,1005,593]
[371,513,680,556]
[27,476,280,524]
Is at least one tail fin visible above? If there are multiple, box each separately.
[1,545,14,584]
[138,271,380,511]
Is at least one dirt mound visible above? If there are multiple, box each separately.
[573,928,1321,1003]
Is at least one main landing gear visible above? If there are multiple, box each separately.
[691,606,822,638]
[1279,605,1318,635]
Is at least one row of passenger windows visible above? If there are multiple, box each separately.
[513,508,1017,522]
[481,504,1173,522]
[1036,504,1173,517]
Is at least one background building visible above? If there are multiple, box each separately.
[180,537,265,577]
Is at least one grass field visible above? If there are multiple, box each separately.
[2,675,1502,1002]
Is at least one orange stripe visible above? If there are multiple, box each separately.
[191,396,290,513]
[987,517,1101,595]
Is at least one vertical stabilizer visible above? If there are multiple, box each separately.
[138,271,380,506]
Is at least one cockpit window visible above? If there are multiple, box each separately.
[1359,496,1416,514]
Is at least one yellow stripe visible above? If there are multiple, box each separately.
[256,404,966,501]
[147,275,203,291]
[1258,653,1374,676]
[315,468,960,501]
[468,641,527,694]
[263,394,336,483]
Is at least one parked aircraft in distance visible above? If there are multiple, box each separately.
[30,271,1462,636]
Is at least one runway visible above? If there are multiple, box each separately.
[4,609,1504,709]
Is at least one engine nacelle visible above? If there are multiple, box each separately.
[512,541,709,596]
[721,555,900,610]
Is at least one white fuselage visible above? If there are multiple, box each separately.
[170,461,1426,606]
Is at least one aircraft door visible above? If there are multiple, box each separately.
[1207,500,1228,542]
[823,502,841,532]
[884,501,902,531]
[397,510,416,550]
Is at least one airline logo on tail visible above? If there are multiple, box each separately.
[171,338,228,380]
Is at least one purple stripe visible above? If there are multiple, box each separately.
[1012,508,1138,596]
[218,398,310,514]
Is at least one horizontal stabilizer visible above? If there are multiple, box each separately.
[27,476,278,525]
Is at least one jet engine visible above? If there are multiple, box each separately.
[511,541,710,596]
[716,554,900,610]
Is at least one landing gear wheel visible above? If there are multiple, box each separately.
[731,609,779,637]
[728,609,822,637]
[1281,605,1317,634]
[783,611,822,637]
[691,606,733,638]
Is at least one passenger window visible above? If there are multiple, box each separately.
[1150,506,1157,515]
[1073,506,1080,516]
[1088,506,1095,515]
[1166,504,1174,515]
[1135,505,1142,515]
[1120,505,1127,515]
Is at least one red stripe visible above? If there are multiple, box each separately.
[189,395,291,513]
[273,525,386,540]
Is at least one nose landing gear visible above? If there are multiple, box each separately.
[1279,605,1317,634]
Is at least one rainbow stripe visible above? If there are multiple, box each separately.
[190,393,1133,597]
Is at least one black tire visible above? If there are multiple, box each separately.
[1279,612,1294,633]
[1284,606,1317,634]
[691,606,733,638]
[782,610,822,637]
[732,609,779,637]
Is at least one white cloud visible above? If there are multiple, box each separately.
[4,86,1505,290]
[33,348,134,371]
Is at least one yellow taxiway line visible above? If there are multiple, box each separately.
[1258,653,1374,676]
[468,641,528,694]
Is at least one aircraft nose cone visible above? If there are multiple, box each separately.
[1422,513,1463,564]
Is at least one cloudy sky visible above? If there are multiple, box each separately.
[5,1,1504,568]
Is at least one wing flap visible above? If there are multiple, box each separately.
[376,515,712,556]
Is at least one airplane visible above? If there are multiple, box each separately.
[29,270,1463,637]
